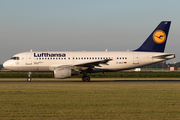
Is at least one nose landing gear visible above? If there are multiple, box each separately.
[27,72,31,82]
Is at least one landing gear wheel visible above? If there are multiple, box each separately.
[82,76,90,82]
[27,77,31,82]
[27,72,32,82]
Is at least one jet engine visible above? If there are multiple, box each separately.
[54,67,72,79]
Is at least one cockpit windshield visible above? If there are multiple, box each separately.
[10,57,19,60]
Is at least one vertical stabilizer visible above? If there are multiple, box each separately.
[134,21,171,52]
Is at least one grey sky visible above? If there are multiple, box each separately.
[0,0,180,63]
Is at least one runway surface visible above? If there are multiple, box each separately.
[1,80,180,84]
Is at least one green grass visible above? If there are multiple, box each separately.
[0,83,180,119]
[1,71,180,78]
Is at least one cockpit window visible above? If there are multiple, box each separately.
[10,57,19,60]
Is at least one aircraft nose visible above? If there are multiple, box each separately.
[3,61,7,69]
[3,61,11,69]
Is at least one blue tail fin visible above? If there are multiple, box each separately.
[134,21,171,52]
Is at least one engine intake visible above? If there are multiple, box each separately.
[54,67,72,79]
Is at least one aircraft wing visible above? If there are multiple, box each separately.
[74,59,112,67]
[54,59,112,71]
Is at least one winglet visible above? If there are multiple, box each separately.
[134,21,171,52]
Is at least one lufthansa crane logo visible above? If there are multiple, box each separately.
[153,30,166,44]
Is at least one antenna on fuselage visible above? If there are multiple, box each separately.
[105,49,108,52]
[30,49,33,52]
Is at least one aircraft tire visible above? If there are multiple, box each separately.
[27,77,31,82]
[82,76,90,82]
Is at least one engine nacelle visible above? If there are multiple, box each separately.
[54,67,72,79]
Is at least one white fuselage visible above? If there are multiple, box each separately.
[3,51,175,72]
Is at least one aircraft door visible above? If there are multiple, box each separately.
[26,53,32,65]
[133,54,139,64]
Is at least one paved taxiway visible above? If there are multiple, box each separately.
[1,80,180,84]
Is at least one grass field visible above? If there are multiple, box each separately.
[0,83,180,120]
[1,71,180,78]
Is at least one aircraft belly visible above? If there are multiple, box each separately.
[17,66,50,72]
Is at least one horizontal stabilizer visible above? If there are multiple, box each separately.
[152,53,175,60]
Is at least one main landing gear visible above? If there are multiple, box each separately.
[27,72,32,82]
[81,71,90,82]
[82,76,90,82]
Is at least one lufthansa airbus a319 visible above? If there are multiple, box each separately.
[3,21,175,82]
